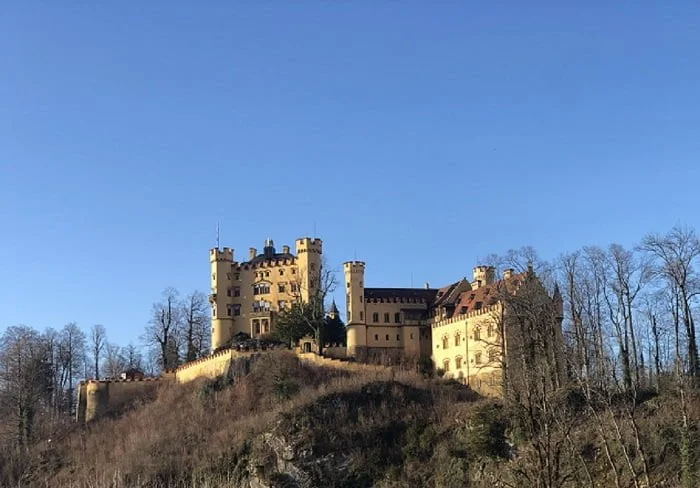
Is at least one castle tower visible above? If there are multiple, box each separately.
[294,238,322,302]
[471,265,495,289]
[343,261,367,356]
[209,247,234,351]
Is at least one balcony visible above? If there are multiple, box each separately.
[250,310,274,319]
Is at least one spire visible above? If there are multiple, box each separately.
[328,299,339,319]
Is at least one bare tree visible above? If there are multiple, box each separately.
[640,226,699,379]
[122,343,143,370]
[90,324,107,379]
[144,287,182,371]
[181,291,209,362]
[0,326,52,447]
[276,259,337,354]
[102,343,127,379]
[59,322,85,412]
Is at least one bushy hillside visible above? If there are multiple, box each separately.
[3,351,698,488]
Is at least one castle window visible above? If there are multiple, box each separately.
[372,312,379,323]
[310,263,316,270]
[212,305,217,318]
[278,283,286,293]
[254,283,270,295]
[394,312,401,323]
[279,269,284,275]
[442,336,449,349]
[410,333,414,340]
[460,306,467,314]
[443,359,450,372]
[360,296,363,302]
[227,306,232,317]
[253,320,260,335]
[233,304,241,316]
[384,313,390,323]
[487,324,494,337]
[227,288,232,297]
[227,273,231,280]
[396,334,400,341]
[475,351,482,365]
[385,334,389,341]
[278,300,287,310]
[234,273,240,280]
[212,273,216,281]
[347,282,351,288]
[360,311,363,321]
[455,357,463,369]
[489,349,499,362]
[291,268,296,274]
[475,301,482,310]
[473,327,481,341]
[265,271,270,277]
[234,287,241,297]
[455,333,461,347]
[262,319,269,333]
[374,334,379,341]
[291,283,299,293]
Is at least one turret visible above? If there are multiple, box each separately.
[472,265,495,289]
[295,237,322,302]
[210,247,234,351]
[344,261,367,356]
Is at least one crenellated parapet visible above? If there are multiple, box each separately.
[430,304,500,329]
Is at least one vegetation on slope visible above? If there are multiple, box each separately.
[1,350,696,488]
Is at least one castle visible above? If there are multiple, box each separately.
[208,235,564,394]
[209,237,322,351]
[77,235,564,422]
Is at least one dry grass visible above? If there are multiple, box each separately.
[3,351,696,488]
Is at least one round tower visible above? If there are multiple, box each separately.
[343,261,367,357]
[295,238,323,302]
[210,247,234,351]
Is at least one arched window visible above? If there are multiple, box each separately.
[474,351,482,365]
[455,356,463,369]
[373,312,379,323]
[487,324,495,337]
[442,359,450,372]
[442,336,449,349]
[473,327,481,341]
[454,333,461,347]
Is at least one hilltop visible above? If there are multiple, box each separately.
[2,351,697,487]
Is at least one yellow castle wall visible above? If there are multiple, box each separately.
[210,238,322,350]
[431,305,503,397]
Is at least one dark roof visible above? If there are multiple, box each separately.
[432,279,471,308]
[246,252,295,265]
[364,287,439,303]
[450,272,526,314]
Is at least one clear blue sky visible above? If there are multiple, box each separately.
[1,2,698,347]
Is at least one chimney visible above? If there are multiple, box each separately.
[282,245,290,254]
[424,282,430,289]
[503,268,514,280]
[249,248,257,260]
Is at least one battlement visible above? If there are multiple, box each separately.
[79,376,166,385]
[430,303,500,328]
[344,261,366,271]
[472,265,495,288]
[295,237,323,254]
[210,247,234,262]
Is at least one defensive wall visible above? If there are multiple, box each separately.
[76,375,169,423]
[77,343,499,423]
